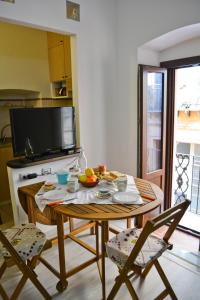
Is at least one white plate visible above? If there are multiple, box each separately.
[43,190,67,201]
[112,191,143,204]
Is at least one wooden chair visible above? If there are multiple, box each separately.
[106,199,191,300]
[0,223,53,300]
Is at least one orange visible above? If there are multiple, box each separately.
[86,175,97,183]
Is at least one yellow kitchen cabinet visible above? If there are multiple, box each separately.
[47,32,65,48]
[48,43,67,82]
[47,32,72,85]
[0,144,14,226]
[0,144,13,202]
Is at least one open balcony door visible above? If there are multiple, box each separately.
[138,65,167,190]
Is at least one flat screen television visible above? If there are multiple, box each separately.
[10,106,76,158]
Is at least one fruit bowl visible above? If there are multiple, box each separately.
[79,179,99,188]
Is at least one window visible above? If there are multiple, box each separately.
[176,142,190,154]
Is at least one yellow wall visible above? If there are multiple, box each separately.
[177,111,200,144]
[0,22,51,97]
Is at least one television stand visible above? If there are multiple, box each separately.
[7,148,81,168]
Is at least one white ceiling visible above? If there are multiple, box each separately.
[143,23,200,51]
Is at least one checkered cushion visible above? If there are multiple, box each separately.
[0,224,46,261]
[106,228,168,269]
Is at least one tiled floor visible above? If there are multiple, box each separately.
[156,225,199,252]
[180,210,200,232]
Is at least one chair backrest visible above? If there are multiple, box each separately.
[124,199,191,268]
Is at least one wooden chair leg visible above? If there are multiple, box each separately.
[124,276,139,300]
[0,256,50,300]
[9,252,51,300]
[0,262,9,300]
[0,284,9,300]
[0,261,7,278]
[154,260,178,300]
[141,261,154,278]
[10,256,39,300]
[11,274,29,300]
[22,267,51,300]
[107,276,123,300]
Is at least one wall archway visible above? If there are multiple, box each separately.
[138,23,200,66]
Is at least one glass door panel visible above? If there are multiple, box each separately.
[147,72,163,172]
[138,65,167,189]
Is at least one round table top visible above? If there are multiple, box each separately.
[18,177,163,223]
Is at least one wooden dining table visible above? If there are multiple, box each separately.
[18,177,163,300]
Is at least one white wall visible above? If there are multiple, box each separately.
[159,37,200,62]
[0,0,200,176]
[137,47,159,66]
[0,0,117,169]
[106,0,200,175]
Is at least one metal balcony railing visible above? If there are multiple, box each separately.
[174,153,200,214]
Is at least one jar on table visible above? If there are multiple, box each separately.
[99,164,106,175]
[67,177,79,193]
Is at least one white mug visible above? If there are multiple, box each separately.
[116,176,127,192]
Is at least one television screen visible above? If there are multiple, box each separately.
[10,107,76,158]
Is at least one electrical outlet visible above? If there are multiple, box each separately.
[19,173,38,180]
[18,174,24,181]
[66,1,80,21]
[41,168,52,175]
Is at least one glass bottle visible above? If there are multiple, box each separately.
[78,148,87,173]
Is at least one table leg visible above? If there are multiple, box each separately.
[27,195,36,224]
[96,222,102,280]
[101,221,109,300]
[56,213,68,292]
[135,215,144,228]
[127,217,132,228]
[95,222,100,260]
[69,217,74,232]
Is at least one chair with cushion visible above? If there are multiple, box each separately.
[106,199,190,300]
[0,223,53,300]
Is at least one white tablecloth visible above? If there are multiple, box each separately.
[35,175,143,212]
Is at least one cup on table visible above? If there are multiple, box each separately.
[67,177,79,193]
[116,176,127,192]
[56,171,70,185]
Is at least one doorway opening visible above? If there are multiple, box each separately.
[172,65,200,234]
